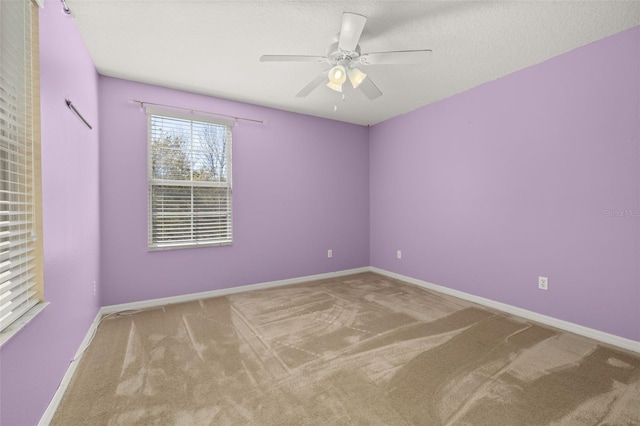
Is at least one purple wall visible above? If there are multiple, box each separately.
[2,8,637,423]
[99,77,370,305]
[370,26,640,341]
[0,1,101,424]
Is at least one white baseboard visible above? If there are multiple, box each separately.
[371,267,640,354]
[100,267,370,316]
[39,309,103,426]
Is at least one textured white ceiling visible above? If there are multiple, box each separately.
[66,1,640,126]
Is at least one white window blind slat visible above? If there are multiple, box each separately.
[0,231,34,241]
[0,0,41,333]
[0,198,31,208]
[0,287,36,308]
[0,272,36,295]
[0,245,33,263]
[0,51,28,75]
[148,112,232,249]
[0,157,33,172]
[0,219,33,228]
[0,296,38,329]
[0,237,31,251]
[0,110,29,130]
[0,262,35,286]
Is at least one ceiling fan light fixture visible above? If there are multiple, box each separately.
[326,81,343,92]
[347,67,367,89]
[327,65,347,92]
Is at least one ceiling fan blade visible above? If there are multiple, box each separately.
[359,49,432,65]
[358,76,382,100]
[296,72,329,97]
[338,13,367,52]
[260,55,326,63]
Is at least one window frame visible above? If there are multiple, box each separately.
[0,0,46,344]
[147,109,233,251]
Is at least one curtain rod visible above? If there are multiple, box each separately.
[66,99,92,129]
[129,99,265,125]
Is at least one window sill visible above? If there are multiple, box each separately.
[149,240,232,251]
[0,302,49,348]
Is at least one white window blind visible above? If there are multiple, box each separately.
[148,111,232,250]
[0,0,42,332]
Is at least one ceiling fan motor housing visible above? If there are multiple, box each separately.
[327,41,361,68]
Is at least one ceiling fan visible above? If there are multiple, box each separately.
[260,12,432,100]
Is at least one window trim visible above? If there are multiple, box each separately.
[146,109,233,251]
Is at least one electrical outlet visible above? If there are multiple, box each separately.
[397,250,402,259]
[93,281,97,297]
[538,276,549,291]
[327,249,333,259]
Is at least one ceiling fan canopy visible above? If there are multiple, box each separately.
[260,12,432,100]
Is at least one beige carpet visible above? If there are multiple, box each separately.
[52,272,640,425]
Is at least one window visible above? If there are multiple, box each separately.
[148,111,232,250]
[0,0,44,335]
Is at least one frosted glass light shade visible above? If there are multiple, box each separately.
[327,65,347,92]
[347,67,367,88]
[326,81,343,92]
